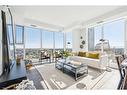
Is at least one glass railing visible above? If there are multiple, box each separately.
[25,48,65,63]
[111,48,124,55]
[15,48,24,59]
[14,48,72,64]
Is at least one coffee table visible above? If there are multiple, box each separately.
[55,59,88,80]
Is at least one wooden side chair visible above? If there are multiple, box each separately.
[53,51,62,62]
[116,55,127,89]
[39,51,51,63]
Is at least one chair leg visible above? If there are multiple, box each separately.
[50,59,51,63]
[55,58,56,62]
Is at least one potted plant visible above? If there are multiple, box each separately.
[61,50,70,59]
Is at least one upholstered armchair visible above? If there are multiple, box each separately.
[39,51,51,63]
[53,51,62,62]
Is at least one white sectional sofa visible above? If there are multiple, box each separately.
[67,54,108,69]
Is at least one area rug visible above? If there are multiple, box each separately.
[35,63,105,90]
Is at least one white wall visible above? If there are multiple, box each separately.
[72,29,80,52]
[71,27,87,52]
[79,28,87,51]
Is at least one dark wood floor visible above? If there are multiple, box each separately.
[26,64,44,89]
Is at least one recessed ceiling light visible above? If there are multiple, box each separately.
[97,21,104,24]
[30,24,37,27]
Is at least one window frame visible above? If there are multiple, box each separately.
[7,24,14,45]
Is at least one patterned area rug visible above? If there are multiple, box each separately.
[35,63,104,90]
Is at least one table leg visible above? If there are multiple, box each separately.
[75,69,77,81]
[63,63,64,73]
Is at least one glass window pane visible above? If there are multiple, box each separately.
[42,30,54,49]
[15,45,24,59]
[25,27,41,48]
[7,24,15,60]
[104,20,124,48]
[55,32,64,49]
[16,25,24,44]
[94,25,102,47]
[25,49,41,60]
[66,32,72,49]
[7,25,13,44]
[104,20,124,54]
[9,45,15,60]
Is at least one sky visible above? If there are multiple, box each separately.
[94,19,124,48]
[24,27,72,49]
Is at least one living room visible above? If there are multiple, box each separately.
[0,5,127,90]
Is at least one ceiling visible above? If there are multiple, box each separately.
[11,6,127,31]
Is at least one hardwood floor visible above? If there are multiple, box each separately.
[26,65,44,89]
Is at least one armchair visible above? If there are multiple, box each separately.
[39,51,51,63]
[53,51,62,62]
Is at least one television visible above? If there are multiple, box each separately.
[0,8,15,76]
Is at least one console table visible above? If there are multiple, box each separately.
[0,60,27,89]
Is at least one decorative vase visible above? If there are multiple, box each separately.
[16,56,21,65]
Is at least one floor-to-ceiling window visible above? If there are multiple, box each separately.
[15,25,24,59]
[15,45,24,59]
[42,30,54,49]
[25,27,41,48]
[88,19,125,54]
[94,25,102,47]
[66,32,72,51]
[24,26,66,60]
[15,25,24,44]
[103,20,124,54]
[42,30,54,55]
[8,25,14,44]
[7,24,15,60]
[15,25,72,60]
[25,27,41,60]
[54,32,64,49]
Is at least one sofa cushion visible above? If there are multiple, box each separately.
[78,52,86,57]
[86,52,99,59]
[68,56,99,68]
[69,60,82,66]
